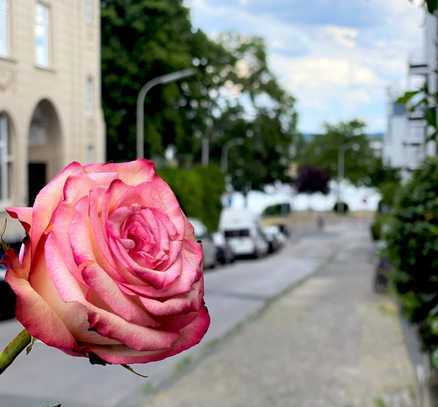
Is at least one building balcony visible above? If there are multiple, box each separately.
[408,61,428,76]
[407,110,426,122]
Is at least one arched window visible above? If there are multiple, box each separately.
[0,113,13,202]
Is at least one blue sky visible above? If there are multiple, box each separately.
[186,0,424,134]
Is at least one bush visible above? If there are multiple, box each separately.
[386,158,438,358]
[370,216,382,241]
[159,165,225,232]
[295,165,329,194]
[370,214,391,241]
[262,203,291,217]
[379,180,400,209]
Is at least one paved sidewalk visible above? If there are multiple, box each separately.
[144,222,416,407]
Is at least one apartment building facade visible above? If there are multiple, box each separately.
[0,0,105,217]
[384,11,437,179]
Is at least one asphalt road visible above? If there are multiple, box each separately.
[0,219,362,407]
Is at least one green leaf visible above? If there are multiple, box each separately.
[425,107,437,128]
[432,349,438,369]
[426,0,438,14]
[88,352,107,366]
[397,90,421,105]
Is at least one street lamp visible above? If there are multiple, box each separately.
[337,142,360,203]
[136,68,195,159]
[221,138,244,173]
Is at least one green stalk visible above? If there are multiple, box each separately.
[0,329,31,375]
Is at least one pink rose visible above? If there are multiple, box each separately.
[5,160,209,365]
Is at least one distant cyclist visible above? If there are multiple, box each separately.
[317,215,325,231]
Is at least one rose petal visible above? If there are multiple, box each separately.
[121,240,203,298]
[86,306,210,364]
[106,176,185,240]
[6,207,32,233]
[45,233,87,302]
[6,252,82,356]
[85,159,155,186]
[87,308,178,352]
[139,277,204,317]
[81,262,158,327]
[108,238,182,289]
[31,161,83,255]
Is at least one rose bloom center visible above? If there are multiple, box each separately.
[108,204,178,272]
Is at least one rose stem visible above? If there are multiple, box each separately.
[0,329,31,375]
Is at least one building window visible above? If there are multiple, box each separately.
[0,0,10,57]
[84,0,93,24]
[85,76,94,115]
[35,2,50,67]
[0,114,13,201]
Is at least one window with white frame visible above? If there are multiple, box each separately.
[35,2,50,67]
[0,0,10,57]
[84,0,93,24]
[0,114,13,201]
[85,76,94,115]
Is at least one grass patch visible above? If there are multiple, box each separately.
[374,397,387,407]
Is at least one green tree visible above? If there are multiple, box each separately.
[408,0,438,13]
[101,4,299,190]
[207,35,299,190]
[424,0,437,13]
[101,0,232,162]
[297,120,378,185]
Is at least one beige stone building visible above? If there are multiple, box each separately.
[0,0,105,239]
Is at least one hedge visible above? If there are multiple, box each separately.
[159,165,225,232]
[385,157,438,363]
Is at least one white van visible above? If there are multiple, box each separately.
[219,209,268,258]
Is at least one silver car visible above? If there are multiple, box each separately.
[189,218,217,269]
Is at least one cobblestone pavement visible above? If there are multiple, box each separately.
[144,221,416,407]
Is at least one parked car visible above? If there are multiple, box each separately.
[219,209,269,258]
[189,218,217,269]
[212,231,235,265]
[262,225,286,253]
[0,264,15,321]
[277,223,290,238]
[0,240,23,320]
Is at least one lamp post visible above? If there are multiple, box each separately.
[136,68,195,159]
[337,142,360,204]
[221,138,244,173]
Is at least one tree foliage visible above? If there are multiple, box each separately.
[425,0,438,13]
[296,120,379,185]
[101,2,299,192]
[386,158,438,358]
[397,85,438,144]
[295,166,329,194]
[101,0,232,161]
[159,165,225,231]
